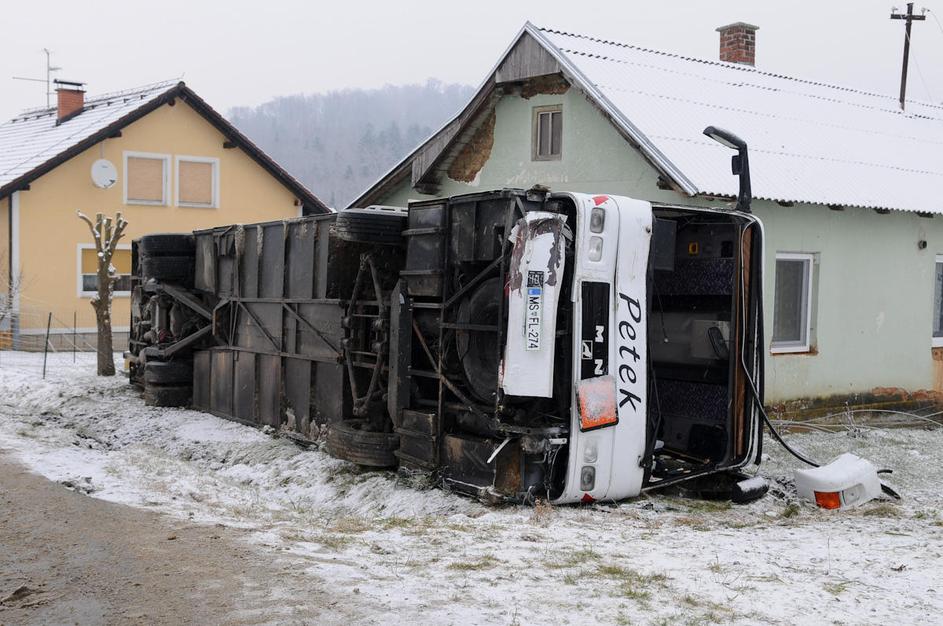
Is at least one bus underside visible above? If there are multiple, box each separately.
[127,188,764,504]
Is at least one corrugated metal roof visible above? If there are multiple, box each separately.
[0,81,180,192]
[533,25,943,213]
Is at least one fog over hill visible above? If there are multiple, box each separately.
[228,80,474,209]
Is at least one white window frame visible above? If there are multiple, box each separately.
[123,151,171,206]
[77,243,132,298]
[770,252,815,354]
[932,255,943,348]
[175,155,220,208]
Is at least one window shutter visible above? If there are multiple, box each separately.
[81,248,99,274]
[127,157,165,203]
[178,160,214,205]
[112,249,132,274]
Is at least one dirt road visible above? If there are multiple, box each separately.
[0,452,361,626]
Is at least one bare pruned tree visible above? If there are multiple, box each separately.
[77,211,128,375]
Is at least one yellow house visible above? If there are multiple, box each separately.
[0,80,328,349]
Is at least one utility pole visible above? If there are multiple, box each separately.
[12,48,61,108]
[890,3,926,111]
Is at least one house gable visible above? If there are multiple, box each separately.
[351,27,697,209]
[9,97,312,335]
[378,81,684,208]
[0,82,327,214]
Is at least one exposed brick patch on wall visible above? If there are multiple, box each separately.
[448,110,496,183]
[520,74,570,100]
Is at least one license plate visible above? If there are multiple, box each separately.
[525,270,544,351]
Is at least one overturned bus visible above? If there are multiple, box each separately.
[127,185,765,504]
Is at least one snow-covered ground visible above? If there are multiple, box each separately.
[1,351,942,625]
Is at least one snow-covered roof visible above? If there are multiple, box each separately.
[0,81,179,194]
[533,25,943,213]
[352,23,943,214]
[0,80,328,212]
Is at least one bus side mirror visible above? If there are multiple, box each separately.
[703,126,752,214]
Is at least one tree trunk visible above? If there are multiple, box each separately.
[93,264,115,376]
[78,211,127,376]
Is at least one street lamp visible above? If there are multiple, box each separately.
[703,126,752,214]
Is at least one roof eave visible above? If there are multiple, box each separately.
[176,86,329,213]
[0,83,185,200]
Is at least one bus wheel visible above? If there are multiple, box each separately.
[326,419,399,468]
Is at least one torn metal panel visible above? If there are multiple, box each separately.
[502,211,568,398]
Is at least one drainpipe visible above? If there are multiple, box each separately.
[6,195,10,291]
[7,193,18,348]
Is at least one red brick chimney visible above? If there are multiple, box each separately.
[716,22,759,66]
[54,79,86,123]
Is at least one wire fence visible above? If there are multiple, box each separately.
[0,304,128,379]
[771,407,943,434]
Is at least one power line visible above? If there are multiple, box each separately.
[903,25,934,104]
[926,8,943,36]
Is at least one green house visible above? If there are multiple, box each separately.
[351,22,943,416]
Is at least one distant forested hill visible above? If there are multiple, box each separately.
[227,80,474,209]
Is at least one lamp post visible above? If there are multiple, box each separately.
[703,126,752,214]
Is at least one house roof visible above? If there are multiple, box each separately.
[350,22,943,214]
[0,80,329,213]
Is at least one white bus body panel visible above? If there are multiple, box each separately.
[553,193,652,504]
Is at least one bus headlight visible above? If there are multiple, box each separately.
[588,236,604,262]
[580,466,596,491]
[583,441,598,463]
[590,207,606,233]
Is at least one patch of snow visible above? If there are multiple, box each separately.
[736,475,768,492]
[1,351,942,624]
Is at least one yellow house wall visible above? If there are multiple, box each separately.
[0,197,9,297]
[14,100,302,332]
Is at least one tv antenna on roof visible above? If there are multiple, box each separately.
[12,48,62,108]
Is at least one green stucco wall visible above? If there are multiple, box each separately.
[378,86,943,403]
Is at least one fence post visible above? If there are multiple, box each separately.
[42,312,52,379]
[73,311,77,363]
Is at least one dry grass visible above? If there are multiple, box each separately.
[861,503,901,517]
[447,554,499,571]
[529,498,554,526]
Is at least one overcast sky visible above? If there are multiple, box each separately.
[3,0,942,120]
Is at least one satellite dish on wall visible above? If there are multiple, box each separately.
[91,159,117,189]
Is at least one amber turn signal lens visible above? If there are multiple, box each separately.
[813,490,842,509]
[577,375,619,431]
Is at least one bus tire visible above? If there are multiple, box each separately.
[144,383,191,408]
[140,255,194,285]
[144,360,193,385]
[335,211,405,245]
[326,419,399,468]
[138,234,195,257]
